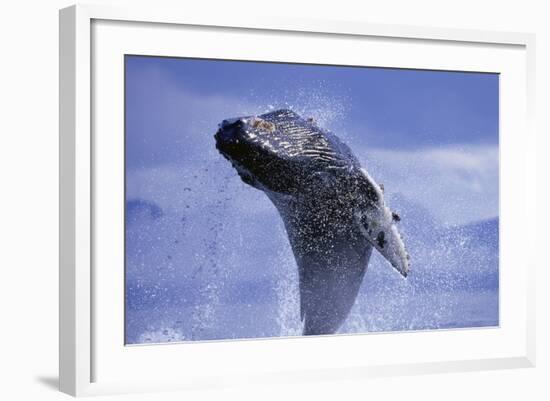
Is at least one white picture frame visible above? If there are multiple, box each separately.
[59,4,536,397]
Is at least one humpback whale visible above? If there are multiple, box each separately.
[214,109,409,335]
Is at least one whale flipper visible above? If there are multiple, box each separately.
[295,239,373,335]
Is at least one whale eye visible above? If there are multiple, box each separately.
[392,211,401,222]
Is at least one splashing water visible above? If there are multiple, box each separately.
[249,82,351,131]
[274,223,302,337]
[138,327,186,344]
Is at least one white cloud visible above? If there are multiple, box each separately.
[359,144,499,226]
[127,142,499,229]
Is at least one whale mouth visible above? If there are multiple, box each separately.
[214,118,260,187]
[215,118,245,145]
[230,159,257,187]
[214,116,257,159]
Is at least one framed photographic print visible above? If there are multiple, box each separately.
[59,4,536,396]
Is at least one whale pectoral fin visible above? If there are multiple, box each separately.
[355,170,410,277]
[295,241,373,336]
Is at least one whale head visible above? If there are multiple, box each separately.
[215,109,350,195]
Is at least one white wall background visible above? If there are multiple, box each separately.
[0,0,548,399]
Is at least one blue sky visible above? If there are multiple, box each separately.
[126,56,498,165]
[124,56,499,343]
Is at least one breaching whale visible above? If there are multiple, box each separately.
[214,109,409,335]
